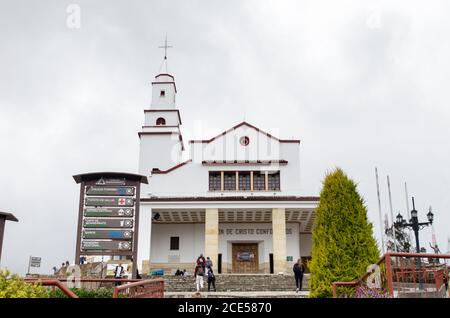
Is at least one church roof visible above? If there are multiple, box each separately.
[189,121,300,144]
[151,160,192,174]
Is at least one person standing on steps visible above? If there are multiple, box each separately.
[114,263,124,286]
[197,253,206,272]
[293,259,305,293]
[207,268,216,292]
[194,263,205,292]
[205,256,213,271]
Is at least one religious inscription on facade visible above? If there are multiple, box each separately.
[219,228,293,235]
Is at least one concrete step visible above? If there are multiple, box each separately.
[152,274,310,292]
[165,291,309,298]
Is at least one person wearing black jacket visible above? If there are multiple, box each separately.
[293,259,305,292]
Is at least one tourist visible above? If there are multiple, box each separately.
[197,253,206,271]
[293,259,305,292]
[52,266,58,275]
[65,260,70,267]
[207,268,216,292]
[206,256,213,270]
[175,269,181,276]
[194,264,205,292]
[79,256,86,265]
[114,263,124,286]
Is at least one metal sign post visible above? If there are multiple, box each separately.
[0,212,18,264]
[27,256,41,274]
[73,172,148,279]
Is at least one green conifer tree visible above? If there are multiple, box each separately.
[309,168,380,298]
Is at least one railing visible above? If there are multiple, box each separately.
[25,279,78,298]
[25,278,165,298]
[113,279,164,298]
[332,252,450,298]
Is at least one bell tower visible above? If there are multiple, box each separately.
[138,38,184,177]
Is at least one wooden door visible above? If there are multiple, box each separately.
[232,243,258,273]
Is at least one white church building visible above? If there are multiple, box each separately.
[136,62,319,275]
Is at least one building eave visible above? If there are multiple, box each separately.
[0,212,19,222]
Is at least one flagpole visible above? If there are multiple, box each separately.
[375,168,385,254]
[387,175,397,252]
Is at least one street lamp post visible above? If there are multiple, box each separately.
[394,197,434,253]
[394,197,434,290]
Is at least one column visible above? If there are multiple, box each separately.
[204,208,219,268]
[137,205,152,275]
[272,208,287,274]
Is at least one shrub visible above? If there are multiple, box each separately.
[0,269,49,298]
[48,287,114,298]
[309,168,380,298]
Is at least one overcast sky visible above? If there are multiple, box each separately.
[1,0,449,275]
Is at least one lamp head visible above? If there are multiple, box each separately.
[427,206,434,223]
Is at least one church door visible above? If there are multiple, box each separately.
[232,243,259,273]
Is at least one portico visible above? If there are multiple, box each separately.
[138,197,318,274]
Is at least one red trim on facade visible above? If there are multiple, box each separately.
[151,160,192,174]
[202,160,288,165]
[141,196,320,202]
[138,132,174,136]
[155,73,174,79]
[142,125,179,128]
[188,121,300,144]
[144,109,182,125]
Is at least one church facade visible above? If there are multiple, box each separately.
[136,68,319,274]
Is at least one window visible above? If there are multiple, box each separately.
[238,172,251,190]
[253,172,266,191]
[156,117,166,125]
[267,171,280,190]
[170,237,179,250]
[223,172,236,190]
[209,172,221,191]
[160,90,165,97]
[239,136,250,146]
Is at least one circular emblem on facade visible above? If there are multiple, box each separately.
[240,136,250,146]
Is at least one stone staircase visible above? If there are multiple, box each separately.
[150,274,310,293]
[165,291,309,298]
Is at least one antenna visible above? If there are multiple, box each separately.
[375,168,385,254]
[387,175,397,252]
[404,182,413,246]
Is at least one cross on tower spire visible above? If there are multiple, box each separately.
[158,35,173,60]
